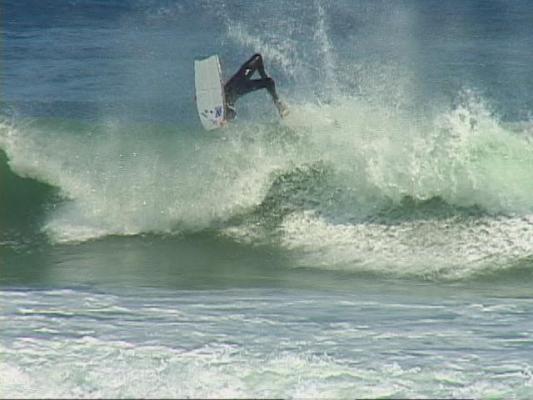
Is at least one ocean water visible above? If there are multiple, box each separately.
[2,0,533,397]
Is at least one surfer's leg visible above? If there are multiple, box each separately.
[246,53,268,79]
[242,78,279,101]
[241,78,288,117]
[224,54,265,101]
[235,53,268,80]
[225,54,287,117]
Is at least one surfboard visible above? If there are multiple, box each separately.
[194,55,225,130]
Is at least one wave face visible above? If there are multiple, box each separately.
[2,0,533,280]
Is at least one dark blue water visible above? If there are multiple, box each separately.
[2,1,533,397]
[5,1,533,121]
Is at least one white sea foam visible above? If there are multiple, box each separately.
[279,210,533,280]
[2,288,532,398]
[2,88,533,285]
[260,91,533,279]
[0,119,296,243]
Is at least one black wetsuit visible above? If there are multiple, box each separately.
[223,53,281,120]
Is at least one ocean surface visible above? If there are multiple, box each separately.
[2,0,533,397]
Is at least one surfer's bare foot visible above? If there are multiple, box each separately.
[275,100,289,118]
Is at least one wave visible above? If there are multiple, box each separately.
[3,81,533,284]
[2,0,533,280]
[0,117,299,243]
[2,101,532,226]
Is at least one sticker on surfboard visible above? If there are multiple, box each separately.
[194,55,225,130]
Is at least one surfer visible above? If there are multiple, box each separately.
[224,53,288,121]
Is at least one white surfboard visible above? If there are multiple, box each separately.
[194,55,225,130]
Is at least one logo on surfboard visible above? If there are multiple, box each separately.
[200,106,224,127]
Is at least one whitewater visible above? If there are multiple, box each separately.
[2,0,533,398]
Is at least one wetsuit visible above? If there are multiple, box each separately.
[223,53,284,120]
